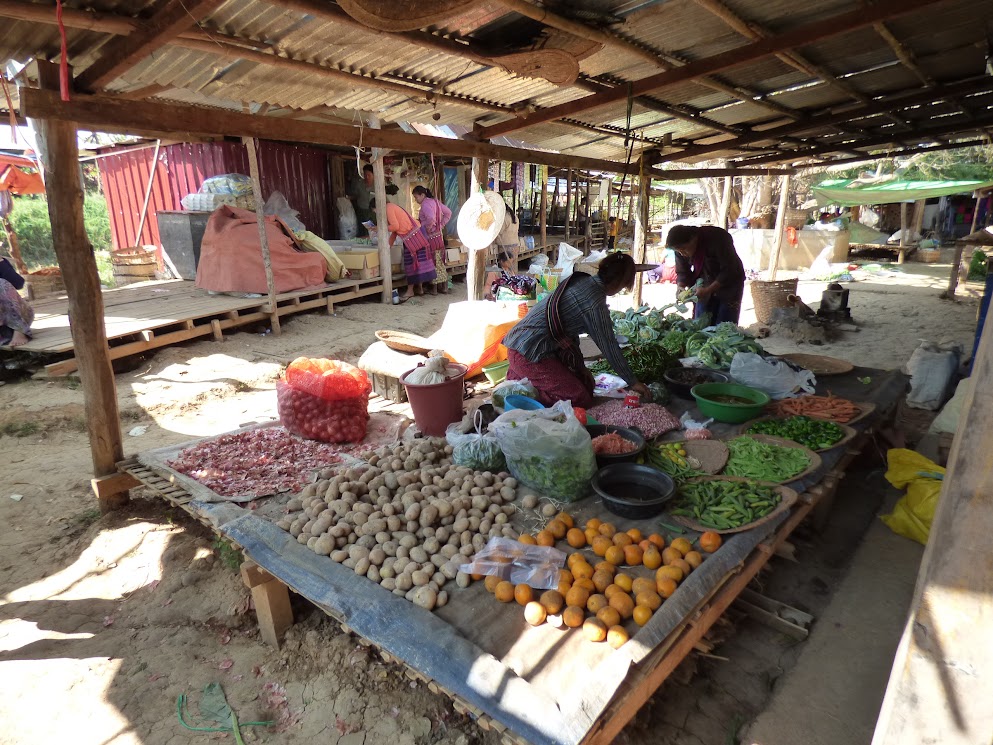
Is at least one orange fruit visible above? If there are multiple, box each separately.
[670,537,693,556]
[547,520,568,540]
[592,570,613,593]
[484,575,502,593]
[604,583,625,600]
[539,590,565,615]
[557,578,573,595]
[567,553,587,569]
[684,550,703,569]
[495,581,515,602]
[631,577,656,597]
[594,561,617,577]
[566,528,587,548]
[636,590,662,611]
[609,592,635,620]
[623,545,644,566]
[585,518,602,532]
[638,539,653,552]
[604,546,625,566]
[556,512,575,529]
[612,532,633,548]
[565,585,591,609]
[572,562,594,581]
[662,547,683,565]
[587,593,608,613]
[585,527,600,545]
[614,573,633,593]
[607,625,630,649]
[642,546,663,570]
[626,528,643,543]
[671,559,692,576]
[656,565,684,583]
[656,577,677,598]
[591,535,612,557]
[471,573,483,582]
[700,531,722,553]
[648,533,666,549]
[524,601,547,626]
[559,568,575,585]
[514,584,533,606]
[574,577,596,592]
[583,617,607,642]
[563,606,585,628]
[519,534,537,545]
[598,523,617,538]
[536,530,555,547]
[596,606,622,627]
[633,604,653,626]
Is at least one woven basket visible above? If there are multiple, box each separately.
[750,278,798,325]
[112,247,157,286]
[915,247,941,264]
[375,330,433,354]
[27,271,65,296]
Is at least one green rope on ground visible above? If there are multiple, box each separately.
[176,692,273,734]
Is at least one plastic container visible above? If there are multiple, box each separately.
[503,395,545,411]
[691,382,770,424]
[401,363,468,436]
[663,367,731,399]
[586,424,645,468]
[482,360,510,384]
[591,463,675,519]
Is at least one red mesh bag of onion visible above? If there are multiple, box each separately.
[277,358,372,443]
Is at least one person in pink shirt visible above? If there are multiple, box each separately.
[412,186,453,295]
[372,198,436,301]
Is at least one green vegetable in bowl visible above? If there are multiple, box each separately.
[723,436,810,482]
[672,480,781,529]
[746,416,844,451]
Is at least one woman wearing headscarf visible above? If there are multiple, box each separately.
[667,224,746,325]
[371,197,436,301]
[503,253,652,408]
[412,185,453,294]
[0,256,33,347]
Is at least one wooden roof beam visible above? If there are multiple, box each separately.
[476,0,950,139]
[75,0,229,91]
[669,76,993,161]
[805,138,989,167]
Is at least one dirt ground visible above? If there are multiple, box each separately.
[0,256,979,745]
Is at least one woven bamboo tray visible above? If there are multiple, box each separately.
[738,416,858,453]
[671,476,799,534]
[375,330,433,354]
[720,434,821,485]
[778,353,854,376]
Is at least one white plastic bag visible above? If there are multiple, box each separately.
[859,207,881,228]
[928,378,970,434]
[593,373,628,398]
[445,421,506,472]
[264,191,305,234]
[491,378,537,409]
[528,254,550,274]
[906,341,960,411]
[336,197,357,240]
[730,352,816,400]
[555,243,584,278]
[489,400,596,502]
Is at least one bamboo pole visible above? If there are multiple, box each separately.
[369,118,393,303]
[565,168,572,241]
[539,172,548,247]
[632,156,650,306]
[719,175,732,229]
[243,137,281,335]
[767,174,791,280]
[133,139,161,246]
[467,157,489,301]
[898,201,909,265]
[584,176,592,253]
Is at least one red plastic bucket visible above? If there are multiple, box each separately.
[401,363,468,436]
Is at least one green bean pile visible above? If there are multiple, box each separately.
[672,480,781,530]
[723,436,810,482]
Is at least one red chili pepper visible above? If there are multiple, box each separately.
[573,407,588,426]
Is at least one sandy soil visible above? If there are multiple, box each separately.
[0,257,978,745]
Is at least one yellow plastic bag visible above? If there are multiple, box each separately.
[880,448,945,545]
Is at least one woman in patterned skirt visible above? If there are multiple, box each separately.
[0,256,33,347]
[372,198,436,302]
[412,186,453,294]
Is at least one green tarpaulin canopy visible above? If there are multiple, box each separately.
[813,178,993,207]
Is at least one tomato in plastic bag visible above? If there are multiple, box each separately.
[284,358,372,401]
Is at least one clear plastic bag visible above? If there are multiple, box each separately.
[489,400,597,502]
[458,537,565,590]
[680,412,714,440]
[730,352,816,400]
[554,242,583,278]
[446,422,507,472]
[264,191,305,234]
[492,378,538,409]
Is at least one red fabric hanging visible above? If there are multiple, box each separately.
[55,0,70,101]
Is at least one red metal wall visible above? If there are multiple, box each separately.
[97,140,335,252]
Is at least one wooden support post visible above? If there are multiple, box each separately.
[243,137,281,335]
[1,215,27,274]
[467,157,488,301]
[539,173,548,247]
[767,174,791,281]
[134,139,160,245]
[945,242,965,299]
[584,176,592,253]
[632,156,650,307]
[872,295,993,745]
[969,194,981,235]
[30,61,127,511]
[240,561,293,649]
[210,318,223,341]
[719,175,732,230]
[565,168,572,242]
[897,201,909,265]
[369,118,393,303]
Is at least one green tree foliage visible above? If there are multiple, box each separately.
[9,193,113,268]
[828,145,993,182]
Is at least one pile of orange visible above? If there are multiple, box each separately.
[485,514,725,649]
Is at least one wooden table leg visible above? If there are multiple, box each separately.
[240,561,293,648]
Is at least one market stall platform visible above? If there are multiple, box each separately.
[118,370,906,745]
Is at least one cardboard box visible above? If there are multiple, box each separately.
[446,248,463,265]
[339,249,381,279]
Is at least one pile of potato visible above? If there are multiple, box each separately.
[277,437,523,611]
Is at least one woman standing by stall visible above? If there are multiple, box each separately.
[668,224,746,324]
[412,185,452,294]
[503,253,652,408]
[371,198,436,302]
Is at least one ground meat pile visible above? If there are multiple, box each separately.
[591,433,639,456]
[589,400,681,439]
[168,426,342,497]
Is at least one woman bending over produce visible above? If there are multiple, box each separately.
[503,253,652,408]
[668,224,745,324]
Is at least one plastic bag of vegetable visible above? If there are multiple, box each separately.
[492,378,538,409]
[730,352,816,400]
[446,422,507,472]
[277,358,372,443]
[489,400,597,501]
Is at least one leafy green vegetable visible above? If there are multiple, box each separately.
[723,436,810,482]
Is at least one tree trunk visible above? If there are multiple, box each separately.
[467,157,489,301]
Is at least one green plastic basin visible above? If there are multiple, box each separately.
[691,382,770,424]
